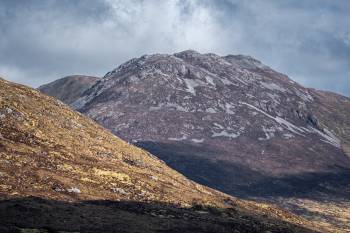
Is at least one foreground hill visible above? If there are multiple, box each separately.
[40,50,350,232]
[0,77,322,232]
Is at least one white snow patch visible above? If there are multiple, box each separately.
[300,127,312,133]
[241,102,340,148]
[283,133,295,139]
[213,123,224,129]
[241,102,305,136]
[191,138,204,143]
[221,78,235,86]
[220,75,243,86]
[168,135,187,141]
[308,127,341,148]
[275,117,306,136]
[241,102,273,118]
[205,76,215,86]
[234,76,249,85]
[259,126,275,140]
[184,79,204,95]
[212,130,240,139]
[260,82,286,92]
[206,108,217,113]
[246,94,255,99]
[225,103,235,114]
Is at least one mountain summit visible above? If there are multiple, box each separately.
[40,50,350,231]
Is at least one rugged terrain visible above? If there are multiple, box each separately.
[40,50,350,232]
[38,75,99,105]
[0,77,323,232]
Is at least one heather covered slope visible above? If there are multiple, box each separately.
[0,77,225,206]
[0,78,321,233]
[38,75,99,105]
[40,50,350,231]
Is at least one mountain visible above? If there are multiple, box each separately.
[40,50,350,232]
[38,75,99,105]
[0,77,323,233]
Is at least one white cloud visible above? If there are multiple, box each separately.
[0,0,349,96]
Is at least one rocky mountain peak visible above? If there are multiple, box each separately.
[72,51,322,144]
[39,50,350,232]
[68,50,347,160]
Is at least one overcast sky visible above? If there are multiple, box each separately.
[0,0,349,96]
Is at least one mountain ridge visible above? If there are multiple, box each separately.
[39,50,350,232]
[38,75,100,105]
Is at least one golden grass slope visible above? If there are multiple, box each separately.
[0,77,222,205]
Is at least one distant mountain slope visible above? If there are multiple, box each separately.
[309,90,350,155]
[0,77,321,233]
[40,50,350,232]
[38,75,99,104]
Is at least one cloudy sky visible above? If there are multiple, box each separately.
[0,0,349,96]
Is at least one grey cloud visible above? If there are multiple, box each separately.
[0,0,349,96]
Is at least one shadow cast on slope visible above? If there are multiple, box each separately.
[136,141,350,202]
[0,196,318,233]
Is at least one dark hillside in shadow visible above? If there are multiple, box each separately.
[137,141,350,201]
[0,196,319,233]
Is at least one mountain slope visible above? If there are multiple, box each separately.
[41,50,350,232]
[309,90,350,155]
[0,77,321,233]
[38,75,99,105]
